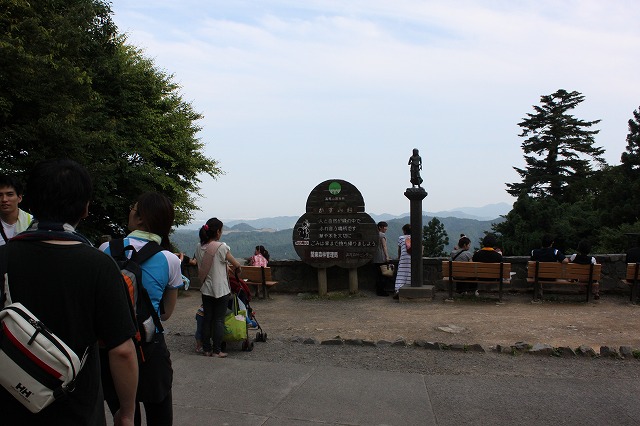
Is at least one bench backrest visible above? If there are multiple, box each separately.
[527,261,565,280]
[441,261,511,280]
[566,263,601,282]
[241,266,272,283]
[528,261,601,282]
[625,263,640,281]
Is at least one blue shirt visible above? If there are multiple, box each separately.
[100,237,183,316]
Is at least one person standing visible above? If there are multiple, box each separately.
[100,192,183,426]
[195,217,243,358]
[0,175,33,246]
[0,159,138,425]
[373,221,391,296]
[393,224,411,299]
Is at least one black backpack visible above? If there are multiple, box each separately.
[108,239,164,361]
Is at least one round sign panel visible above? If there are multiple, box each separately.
[293,179,378,268]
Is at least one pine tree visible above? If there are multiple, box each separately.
[422,218,449,257]
[506,89,605,202]
[621,107,640,174]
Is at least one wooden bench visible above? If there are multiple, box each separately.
[527,261,601,302]
[624,263,640,303]
[441,261,511,302]
[241,266,278,299]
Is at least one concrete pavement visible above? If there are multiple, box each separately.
[107,350,640,425]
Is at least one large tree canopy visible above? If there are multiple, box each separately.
[506,89,604,203]
[496,90,607,255]
[0,0,221,239]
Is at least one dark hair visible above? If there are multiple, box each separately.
[256,245,270,261]
[0,174,24,196]
[135,192,174,250]
[402,224,411,235]
[25,159,92,224]
[541,234,554,247]
[199,218,223,245]
[577,240,591,255]
[458,236,471,248]
[377,221,388,229]
[482,233,498,248]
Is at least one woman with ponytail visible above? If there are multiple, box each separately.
[100,191,183,425]
[194,217,243,358]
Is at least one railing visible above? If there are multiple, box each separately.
[182,254,630,294]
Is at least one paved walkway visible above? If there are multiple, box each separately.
[104,290,640,425]
[108,350,640,426]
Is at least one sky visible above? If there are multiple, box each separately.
[109,0,640,223]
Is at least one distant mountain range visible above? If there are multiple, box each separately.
[178,202,511,231]
[171,202,511,260]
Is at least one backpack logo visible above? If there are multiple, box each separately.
[15,382,32,399]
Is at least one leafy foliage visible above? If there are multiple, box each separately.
[422,218,450,257]
[0,0,221,239]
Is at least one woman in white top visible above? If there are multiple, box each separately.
[195,218,242,358]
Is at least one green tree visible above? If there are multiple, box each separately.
[496,90,607,255]
[422,217,449,257]
[0,0,221,239]
[506,89,605,203]
[621,107,640,173]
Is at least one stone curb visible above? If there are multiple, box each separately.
[285,336,640,359]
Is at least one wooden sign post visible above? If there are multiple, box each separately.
[293,179,377,295]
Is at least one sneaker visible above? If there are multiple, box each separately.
[392,292,399,300]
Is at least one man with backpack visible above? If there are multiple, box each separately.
[0,159,138,425]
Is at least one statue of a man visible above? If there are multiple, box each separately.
[408,148,423,187]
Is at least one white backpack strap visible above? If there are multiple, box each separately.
[0,246,10,307]
[3,274,10,306]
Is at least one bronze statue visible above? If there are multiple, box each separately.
[408,148,423,187]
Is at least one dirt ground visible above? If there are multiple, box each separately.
[166,289,640,351]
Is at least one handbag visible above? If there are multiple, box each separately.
[380,264,394,277]
[223,295,247,342]
[405,236,412,254]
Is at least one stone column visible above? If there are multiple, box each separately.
[404,187,428,287]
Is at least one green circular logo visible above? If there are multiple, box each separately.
[328,181,342,195]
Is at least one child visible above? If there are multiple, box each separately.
[194,304,204,353]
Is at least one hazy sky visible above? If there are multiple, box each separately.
[109,0,640,222]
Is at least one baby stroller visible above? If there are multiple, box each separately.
[223,271,267,352]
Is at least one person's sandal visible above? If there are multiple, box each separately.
[213,352,228,358]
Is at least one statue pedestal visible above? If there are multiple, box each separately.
[404,187,428,288]
[398,285,435,302]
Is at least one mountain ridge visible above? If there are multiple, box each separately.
[172,203,510,260]
[177,202,511,231]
